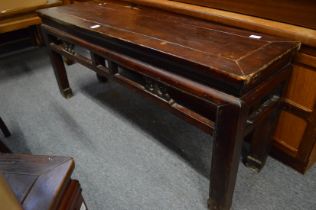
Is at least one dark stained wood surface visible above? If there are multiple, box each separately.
[0,154,74,210]
[124,0,316,174]
[37,0,299,94]
[38,1,300,209]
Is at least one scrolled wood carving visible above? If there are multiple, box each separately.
[144,77,172,102]
[62,41,75,54]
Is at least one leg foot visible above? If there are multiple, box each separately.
[96,73,108,82]
[243,155,264,172]
[64,57,75,65]
[245,102,279,172]
[208,198,228,210]
[61,88,73,99]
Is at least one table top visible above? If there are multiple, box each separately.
[38,0,300,93]
[0,154,74,210]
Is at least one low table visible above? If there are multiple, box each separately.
[38,1,299,209]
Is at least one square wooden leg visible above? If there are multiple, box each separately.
[208,103,246,210]
[49,50,73,98]
[244,104,280,172]
[41,29,73,98]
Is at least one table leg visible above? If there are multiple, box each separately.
[96,73,108,82]
[0,117,11,137]
[42,30,73,99]
[208,103,246,210]
[244,108,279,172]
[90,52,108,82]
[31,25,44,46]
[48,49,73,98]
[51,50,73,98]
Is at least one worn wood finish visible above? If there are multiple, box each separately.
[38,1,299,209]
[171,0,316,30]
[209,103,247,210]
[0,154,87,210]
[38,0,298,96]
[0,154,73,210]
[127,0,316,173]
[124,0,316,47]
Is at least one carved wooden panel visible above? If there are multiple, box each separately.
[144,77,172,101]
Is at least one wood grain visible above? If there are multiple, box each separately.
[171,0,316,30]
[285,65,316,110]
[125,0,316,173]
[0,14,41,33]
[274,111,307,154]
[0,0,63,19]
[124,0,316,47]
[37,0,299,95]
[39,1,298,208]
[0,154,75,210]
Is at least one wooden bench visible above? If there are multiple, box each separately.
[38,1,299,209]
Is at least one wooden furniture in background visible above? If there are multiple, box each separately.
[0,154,87,210]
[273,47,316,173]
[0,174,22,210]
[172,0,316,30]
[0,117,11,153]
[124,0,316,173]
[38,1,299,209]
[0,0,72,55]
